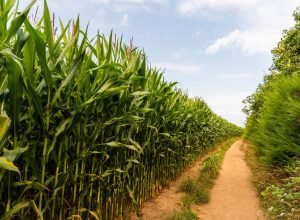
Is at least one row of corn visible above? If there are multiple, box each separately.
[0,0,242,219]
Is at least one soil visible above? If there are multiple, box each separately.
[129,140,266,220]
[129,149,214,220]
[194,140,265,220]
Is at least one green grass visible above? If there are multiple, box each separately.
[178,178,209,204]
[164,210,198,220]
[178,178,197,194]
[195,138,234,202]
[192,187,209,204]
[182,194,194,209]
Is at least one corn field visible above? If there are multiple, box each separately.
[0,1,242,219]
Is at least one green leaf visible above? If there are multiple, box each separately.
[124,115,144,122]
[160,132,171,137]
[15,180,50,192]
[0,48,24,71]
[24,19,52,88]
[4,0,37,43]
[30,200,43,220]
[96,79,114,94]
[131,91,150,97]
[106,31,113,61]
[103,116,125,126]
[129,138,143,153]
[55,117,73,137]
[53,20,71,54]
[88,211,100,220]
[3,0,16,17]
[0,114,10,142]
[137,107,153,113]
[101,170,112,178]
[0,73,8,95]
[1,201,30,220]
[0,157,20,174]
[23,36,35,84]
[147,125,158,133]
[124,144,140,152]
[51,53,84,105]
[43,0,54,56]
[127,159,140,164]
[53,23,80,68]
[3,147,28,162]
[24,83,45,134]
[106,141,140,152]
[6,57,23,129]
[126,53,140,72]
[115,168,124,173]
[106,141,123,148]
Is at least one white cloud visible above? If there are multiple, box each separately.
[177,0,300,55]
[120,14,129,26]
[199,92,248,126]
[206,29,241,54]
[154,62,202,75]
[206,29,280,55]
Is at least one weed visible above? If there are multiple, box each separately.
[178,178,197,194]
[164,210,198,220]
[243,140,300,220]
[182,195,194,209]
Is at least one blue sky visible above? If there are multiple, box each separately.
[20,0,299,126]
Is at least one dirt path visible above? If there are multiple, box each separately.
[195,140,265,220]
[129,150,215,220]
[129,140,265,220]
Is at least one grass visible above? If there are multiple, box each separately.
[242,140,300,220]
[164,209,198,220]
[182,194,194,209]
[198,153,223,187]
[178,178,209,205]
[178,178,197,194]
[199,139,232,190]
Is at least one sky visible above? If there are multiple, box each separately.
[19,0,300,126]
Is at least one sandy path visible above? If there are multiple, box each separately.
[195,140,265,220]
[129,151,214,220]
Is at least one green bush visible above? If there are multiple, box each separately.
[249,75,300,165]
